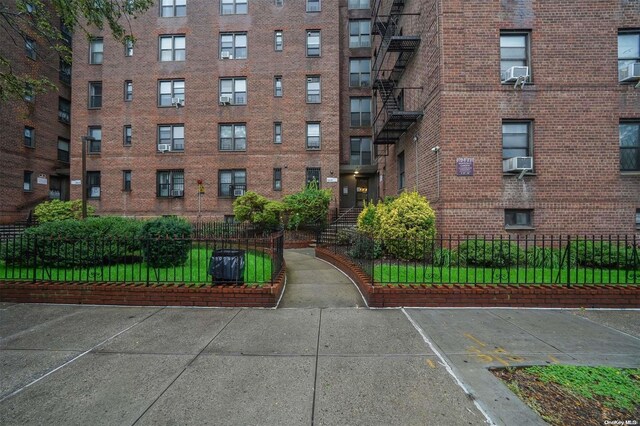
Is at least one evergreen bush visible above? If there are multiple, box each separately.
[140,216,192,268]
[34,199,95,223]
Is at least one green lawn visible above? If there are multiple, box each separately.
[0,246,274,286]
[373,263,640,285]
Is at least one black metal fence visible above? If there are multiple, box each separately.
[0,232,284,286]
[321,231,640,286]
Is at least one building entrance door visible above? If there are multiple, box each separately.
[356,177,369,207]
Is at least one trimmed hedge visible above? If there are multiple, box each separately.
[456,239,525,267]
[140,216,192,268]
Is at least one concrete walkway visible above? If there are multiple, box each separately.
[280,248,365,308]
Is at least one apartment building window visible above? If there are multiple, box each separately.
[306,76,320,103]
[59,57,71,84]
[620,121,640,172]
[636,209,640,229]
[502,121,532,160]
[349,20,371,48]
[307,30,320,57]
[158,80,185,106]
[350,97,371,127]
[88,81,102,108]
[274,76,283,97]
[123,125,132,146]
[618,32,640,82]
[24,83,34,102]
[350,137,372,165]
[306,122,321,150]
[350,58,371,87]
[58,97,70,123]
[219,169,246,197]
[24,127,35,147]
[306,168,321,186]
[57,138,70,162]
[219,78,247,104]
[221,0,247,15]
[159,35,185,61]
[123,170,132,192]
[124,80,133,101]
[125,37,134,56]
[348,0,369,9]
[306,0,320,12]
[161,0,186,17]
[219,124,246,151]
[398,152,405,190]
[23,171,33,191]
[157,170,184,197]
[25,38,36,60]
[86,171,101,198]
[274,122,282,144]
[88,127,102,153]
[505,209,533,229]
[275,0,283,6]
[89,38,103,64]
[275,31,283,51]
[158,124,184,151]
[220,32,247,59]
[500,32,530,82]
[273,168,282,191]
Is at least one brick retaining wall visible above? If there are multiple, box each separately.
[316,247,640,308]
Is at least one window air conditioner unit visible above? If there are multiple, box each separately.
[233,188,245,197]
[502,66,529,83]
[503,156,533,172]
[158,143,171,152]
[219,96,232,105]
[221,51,232,59]
[172,189,184,197]
[171,97,184,106]
[619,63,640,82]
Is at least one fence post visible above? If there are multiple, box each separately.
[32,236,37,283]
[566,235,571,287]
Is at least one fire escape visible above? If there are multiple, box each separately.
[371,0,422,146]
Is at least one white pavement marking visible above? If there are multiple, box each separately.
[0,309,162,403]
[401,308,496,426]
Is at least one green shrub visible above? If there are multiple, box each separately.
[376,191,437,260]
[348,233,382,260]
[335,228,354,246]
[456,239,524,267]
[233,191,283,233]
[356,201,381,237]
[568,240,639,269]
[525,246,569,268]
[6,217,144,267]
[34,200,95,223]
[431,248,455,267]
[283,181,332,230]
[140,217,192,268]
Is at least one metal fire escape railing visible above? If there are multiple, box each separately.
[371,0,423,145]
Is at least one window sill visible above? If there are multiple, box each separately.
[306,148,321,151]
[503,172,537,177]
[87,107,101,110]
[88,152,101,155]
[620,171,640,176]
[24,145,35,149]
[505,226,535,231]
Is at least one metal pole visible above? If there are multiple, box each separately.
[81,136,87,219]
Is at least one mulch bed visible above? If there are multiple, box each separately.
[492,368,640,426]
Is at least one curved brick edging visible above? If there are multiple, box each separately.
[0,261,286,308]
[315,247,640,308]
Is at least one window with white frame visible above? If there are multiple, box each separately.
[274,122,282,144]
[618,32,640,82]
[348,0,369,9]
[23,171,32,191]
[505,209,533,228]
[306,122,321,150]
[350,97,371,127]
[306,76,320,103]
[620,121,640,172]
[158,79,185,106]
[219,124,246,151]
[219,169,246,197]
[274,76,283,97]
[89,38,103,64]
[349,20,371,48]
[306,0,320,12]
[57,138,69,162]
[500,32,530,82]
[159,35,185,61]
[350,58,370,87]
[88,127,102,153]
[350,137,372,166]
[273,168,282,191]
[157,170,184,197]
[219,78,247,104]
[125,37,134,56]
[220,32,247,59]
[24,126,35,147]
[124,80,133,101]
[502,121,532,160]
[221,0,247,15]
[307,30,320,56]
[86,171,101,198]
[123,125,132,146]
[88,81,102,108]
[158,124,184,151]
[275,31,283,51]
[305,168,321,186]
[161,0,186,17]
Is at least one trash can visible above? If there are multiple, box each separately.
[209,249,245,284]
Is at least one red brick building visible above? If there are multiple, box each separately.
[0,2,72,223]
[372,0,640,235]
